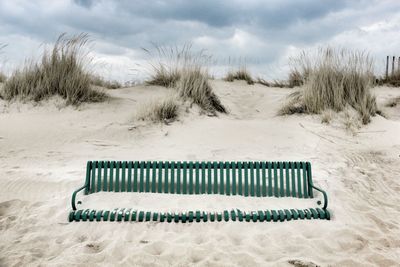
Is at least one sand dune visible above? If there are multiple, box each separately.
[1,81,400,266]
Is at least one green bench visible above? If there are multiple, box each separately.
[69,161,330,222]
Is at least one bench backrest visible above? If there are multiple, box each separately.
[84,161,314,198]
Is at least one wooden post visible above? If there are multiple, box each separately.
[392,56,395,75]
[386,56,389,79]
[398,57,400,73]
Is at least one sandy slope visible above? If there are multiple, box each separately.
[0,81,400,267]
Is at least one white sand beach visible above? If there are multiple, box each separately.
[1,81,400,266]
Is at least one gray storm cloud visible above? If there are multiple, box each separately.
[0,0,399,82]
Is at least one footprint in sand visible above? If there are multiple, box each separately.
[143,241,168,256]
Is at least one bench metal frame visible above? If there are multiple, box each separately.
[69,161,329,222]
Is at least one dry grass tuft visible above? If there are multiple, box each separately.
[0,72,6,83]
[343,108,361,134]
[280,48,378,124]
[144,44,226,115]
[225,67,254,85]
[178,67,226,114]
[288,70,305,87]
[381,70,400,87]
[257,78,291,88]
[144,44,196,87]
[90,75,121,89]
[278,91,307,115]
[0,44,6,83]
[2,33,106,105]
[137,95,180,123]
[321,109,334,124]
[288,51,311,87]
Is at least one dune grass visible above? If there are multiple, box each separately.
[280,48,378,124]
[89,74,121,89]
[143,44,226,116]
[0,72,6,83]
[225,66,254,85]
[178,66,226,114]
[143,44,193,87]
[257,78,290,88]
[288,52,311,88]
[2,33,106,105]
[0,44,6,83]
[382,70,400,87]
[137,95,180,123]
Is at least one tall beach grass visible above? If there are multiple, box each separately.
[89,74,121,89]
[0,72,6,83]
[0,43,6,83]
[2,33,106,105]
[137,94,180,123]
[382,70,400,87]
[225,64,254,85]
[280,48,378,124]
[143,44,226,116]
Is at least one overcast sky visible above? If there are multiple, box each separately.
[0,0,399,82]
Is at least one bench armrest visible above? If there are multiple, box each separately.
[310,184,328,210]
[71,184,87,210]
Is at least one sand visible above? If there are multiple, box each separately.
[0,81,400,266]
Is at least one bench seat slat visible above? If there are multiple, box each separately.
[285,162,290,197]
[139,162,144,192]
[226,162,230,195]
[195,162,200,194]
[267,162,272,196]
[290,162,295,197]
[213,162,218,194]
[170,162,175,194]
[249,162,255,197]
[279,162,284,197]
[97,161,102,192]
[151,162,157,193]
[201,162,206,194]
[219,162,224,195]
[302,162,308,198]
[115,161,120,192]
[255,162,261,197]
[273,162,278,197]
[145,162,151,193]
[231,162,236,195]
[261,162,267,197]
[296,162,302,198]
[127,161,132,192]
[244,162,249,196]
[103,161,108,192]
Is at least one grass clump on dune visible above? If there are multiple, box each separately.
[178,66,226,114]
[288,52,311,88]
[143,44,226,116]
[381,70,400,87]
[2,33,106,105]
[144,44,191,87]
[257,78,290,88]
[280,48,378,124]
[89,74,121,89]
[137,95,180,123]
[0,72,6,83]
[0,44,6,83]
[225,66,254,85]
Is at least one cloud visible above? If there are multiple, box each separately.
[0,0,399,81]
